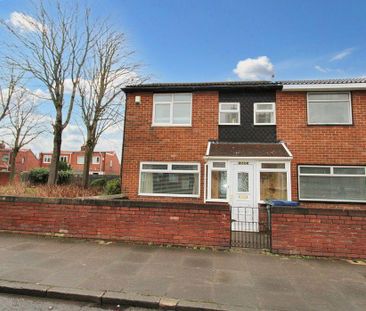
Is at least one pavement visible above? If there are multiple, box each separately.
[0,233,365,311]
[0,293,153,311]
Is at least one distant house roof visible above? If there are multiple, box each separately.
[281,78,366,85]
[207,142,292,158]
[122,81,282,92]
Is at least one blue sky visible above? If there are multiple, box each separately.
[1,0,366,82]
[1,0,365,156]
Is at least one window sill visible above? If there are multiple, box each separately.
[151,124,192,128]
[138,193,200,198]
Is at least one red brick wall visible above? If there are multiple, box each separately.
[276,90,366,210]
[122,91,219,202]
[271,206,366,259]
[0,197,230,247]
[0,172,10,186]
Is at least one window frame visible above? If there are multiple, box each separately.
[59,155,68,163]
[219,102,240,125]
[77,156,85,165]
[138,161,200,198]
[258,162,290,202]
[306,92,353,125]
[206,161,228,202]
[152,93,192,127]
[253,102,276,126]
[92,156,100,164]
[298,165,366,202]
[43,155,51,163]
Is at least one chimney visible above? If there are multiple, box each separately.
[80,145,86,151]
[0,141,5,149]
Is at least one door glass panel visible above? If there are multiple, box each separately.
[237,172,249,192]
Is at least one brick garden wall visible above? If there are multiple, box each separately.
[0,197,230,247]
[271,206,366,259]
[0,172,10,186]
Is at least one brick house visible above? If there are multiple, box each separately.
[121,79,366,231]
[39,147,120,175]
[0,142,39,174]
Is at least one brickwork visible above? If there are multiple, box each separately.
[121,91,219,202]
[0,197,230,248]
[0,172,10,186]
[271,206,366,259]
[276,90,366,210]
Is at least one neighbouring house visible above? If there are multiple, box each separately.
[39,146,120,175]
[121,79,366,231]
[0,141,39,174]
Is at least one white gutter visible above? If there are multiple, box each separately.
[282,83,366,91]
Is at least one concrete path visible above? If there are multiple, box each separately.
[0,233,365,310]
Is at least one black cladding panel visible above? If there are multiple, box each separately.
[218,90,277,143]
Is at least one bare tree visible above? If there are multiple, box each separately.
[0,66,24,125]
[78,29,141,188]
[5,89,45,181]
[1,1,94,184]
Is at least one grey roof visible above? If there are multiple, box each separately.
[208,142,292,158]
[122,81,282,92]
[280,78,366,85]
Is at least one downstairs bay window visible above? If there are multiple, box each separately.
[259,163,288,201]
[139,162,200,197]
[299,165,366,202]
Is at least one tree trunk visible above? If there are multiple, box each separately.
[9,148,18,182]
[48,115,63,185]
[82,143,95,188]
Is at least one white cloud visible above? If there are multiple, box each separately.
[330,48,354,62]
[7,12,43,33]
[233,56,275,80]
[314,65,329,73]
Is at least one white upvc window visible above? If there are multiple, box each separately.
[92,156,100,164]
[77,156,85,165]
[219,103,240,125]
[298,165,366,202]
[152,93,192,126]
[259,162,290,201]
[43,155,51,163]
[139,162,200,197]
[60,156,68,163]
[254,102,276,125]
[207,161,228,202]
[307,92,352,125]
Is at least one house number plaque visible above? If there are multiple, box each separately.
[238,161,249,165]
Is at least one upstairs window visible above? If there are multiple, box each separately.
[307,92,352,125]
[153,93,192,126]
[43,155,51,163]
[219,103,240,125]
[92,156,100,164]
[254,103,276,125]
[77,156,85,165]
[60,156,68,163]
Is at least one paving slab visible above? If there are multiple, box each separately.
[0,233,365,311]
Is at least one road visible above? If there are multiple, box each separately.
[0,293,155,311]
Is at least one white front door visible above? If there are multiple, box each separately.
[230,163,258,232]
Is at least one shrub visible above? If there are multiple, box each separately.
[58,161,72,171]
[29,168,49,184]
[57,170,73,184]
[104,178,121,195]
[90,178,107,188]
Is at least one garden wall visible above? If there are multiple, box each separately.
[0,196,230,247]
[271,206,366,259]
[0,172,10,186]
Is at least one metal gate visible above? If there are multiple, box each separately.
[230,205,271,249]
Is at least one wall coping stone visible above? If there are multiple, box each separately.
[0,195,229,211]
[271,206,366,217]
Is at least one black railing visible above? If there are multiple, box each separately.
[230,205,271,249]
